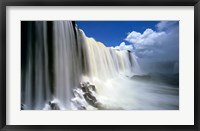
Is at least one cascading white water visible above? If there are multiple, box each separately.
[21,21,178,110]
[53,21,80,109]
[21,22,52,110]
[78,29,141,80]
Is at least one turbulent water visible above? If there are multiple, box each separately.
[21,21,179,110]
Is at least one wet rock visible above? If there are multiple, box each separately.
[88,84,96,92]
[80,105,86,110]
[48,101,60,110]
[21,104,26,110]
[80,82,96,93]
[79,81,124,110]
[80,81,98,108]
[83,93,97,106]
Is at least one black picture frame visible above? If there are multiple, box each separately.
[0,0,199,131]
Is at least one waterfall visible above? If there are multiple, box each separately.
[21,21,178,110]
[21,21,52,109]
[77,29,141,80]
[53,21,81,109]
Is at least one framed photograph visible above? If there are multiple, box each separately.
[0,0,199,130]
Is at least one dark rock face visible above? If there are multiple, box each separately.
[81,82,96,92]
[48,101,60,110]
[78,82,124,110]
[80,82,98,108]
[84,93,97,106]
[21,104,26,110]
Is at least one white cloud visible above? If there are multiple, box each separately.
[125,29,166,49]
[125,21,179,61]
[124,21,179,74]
[112,42,133,51]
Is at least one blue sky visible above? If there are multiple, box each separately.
[75,21,159,47]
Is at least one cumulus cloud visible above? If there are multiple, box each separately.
[124,21,179,74]
[112,42,133,51]
[125,21,179,62]
[125,29,166,49]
